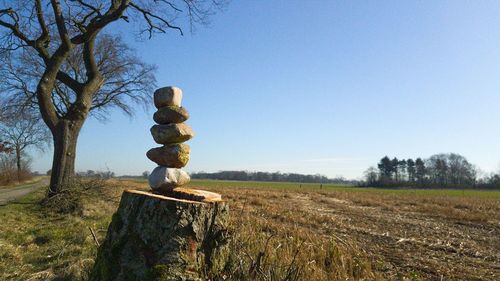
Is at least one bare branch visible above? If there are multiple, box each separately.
[71,0,103,17]
[50,0,72,48]
[34,0,50,45]
[160,0,183,13]
[82,35,99,80]
[129,2,183,38]
[0,8,35,47]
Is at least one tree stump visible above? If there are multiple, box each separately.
[89,189,229,281]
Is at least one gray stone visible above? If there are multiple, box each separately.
[146,144,190,168]
[151,123,194,144]
[148,166,190,191]
[153,106,189,124]
[154,86,182,108]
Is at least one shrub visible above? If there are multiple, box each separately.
[41,176,108,215]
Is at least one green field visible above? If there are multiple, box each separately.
[124,178,500,198]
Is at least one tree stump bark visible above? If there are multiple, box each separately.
[89,189,229,281]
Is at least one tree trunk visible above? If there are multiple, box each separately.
[48,119,83,197]
[15,145,21,182]
[90,190,230,281]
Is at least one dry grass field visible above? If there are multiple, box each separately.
[0,179,498,280]
[188,180,500,280]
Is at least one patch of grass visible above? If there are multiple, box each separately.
[0,180,122,281]
[0,176,46,190]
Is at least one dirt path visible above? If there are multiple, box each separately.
[0,178,49,206]
[290,192,500,280]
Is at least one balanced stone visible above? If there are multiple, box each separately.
[151,123,194,144]
[153,106,189,124]
[154,86,182,108]
[148,166,190,191]
[146,144,190,168]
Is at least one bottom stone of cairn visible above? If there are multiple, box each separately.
[148,166,191,193]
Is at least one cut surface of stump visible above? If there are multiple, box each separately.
[90,189,229,281]
[153,187,223,203]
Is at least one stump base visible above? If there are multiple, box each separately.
[90,189,229,281]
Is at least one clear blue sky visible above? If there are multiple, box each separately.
[32,0,500,179]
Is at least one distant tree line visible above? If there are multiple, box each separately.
[362,153,500,189]
[76,170,115,179]
[191,171,356,185]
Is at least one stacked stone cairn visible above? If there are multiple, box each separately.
[89,87,226,280]
[147,86,193,194]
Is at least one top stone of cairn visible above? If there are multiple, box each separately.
[154,86,182,108]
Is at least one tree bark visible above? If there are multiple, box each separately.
[15,145,21,181]
[48,119,83,197]
[90,190,230,281]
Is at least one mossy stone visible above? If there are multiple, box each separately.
[146,144,190,168]
[150,124,194,145]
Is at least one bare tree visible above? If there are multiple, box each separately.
[363,166,378,186]
[0,140,12,154]
[0,110,50,180]
[0,0,224,196]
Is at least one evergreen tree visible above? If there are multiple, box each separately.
[398,159,407,182]
[378,156,393,180]
[391,157,400,181]
[407,158,416,183]
[415,158,426,186]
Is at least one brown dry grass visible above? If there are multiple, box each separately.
[1,179,498,280]
[192,181,499,281]
[218,188,379,280]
